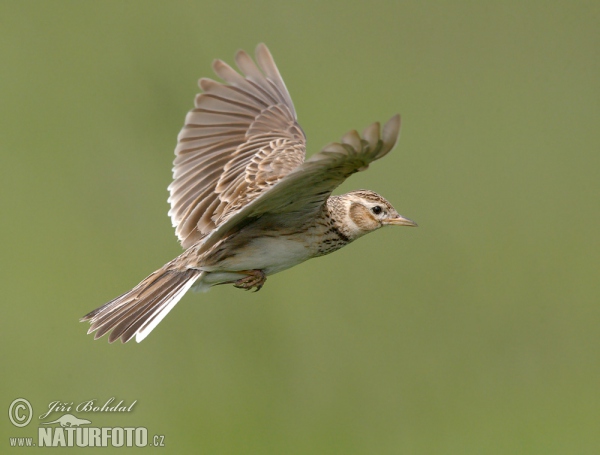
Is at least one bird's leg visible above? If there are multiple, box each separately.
[232,269,267,292]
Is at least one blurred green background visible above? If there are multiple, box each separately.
[2,1,599,453]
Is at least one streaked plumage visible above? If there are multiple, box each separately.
[81,44,416,344]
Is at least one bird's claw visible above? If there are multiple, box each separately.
[233,270,266,292]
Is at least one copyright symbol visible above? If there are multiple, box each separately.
[9,398,32,427]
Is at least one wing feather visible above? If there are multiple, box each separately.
[169,44,306,248]
[255,44,296,111]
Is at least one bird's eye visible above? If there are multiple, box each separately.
[371,206,382,215]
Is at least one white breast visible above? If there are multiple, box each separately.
[212,235,312,276]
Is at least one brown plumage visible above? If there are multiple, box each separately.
[81,44,416,344]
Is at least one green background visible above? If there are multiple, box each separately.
[2,1,599,453]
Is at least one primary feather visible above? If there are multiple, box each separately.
[169,44,306,248]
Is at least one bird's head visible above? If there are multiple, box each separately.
[339,189,417,239]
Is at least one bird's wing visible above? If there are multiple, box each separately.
[199,114,401,254]
[169,44,306,248]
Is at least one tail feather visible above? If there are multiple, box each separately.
[125,276,199,343]
[87,274,168,340]
[81,267,203,343]
[103,272,183,341]
[85,269,175,340]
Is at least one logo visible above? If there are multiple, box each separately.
[8,398,32,428]
[41,414,91,427]
[8,397,165,449]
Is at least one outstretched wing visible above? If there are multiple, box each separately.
[199,115,401,254]
[169,44,306,248]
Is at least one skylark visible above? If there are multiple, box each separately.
[82,44,416,343]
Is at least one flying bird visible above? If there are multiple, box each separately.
[81,44,416,343]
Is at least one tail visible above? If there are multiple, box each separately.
[81,265,204,344]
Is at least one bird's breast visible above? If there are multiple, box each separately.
[207,234,313,276]
[251,235,315,274]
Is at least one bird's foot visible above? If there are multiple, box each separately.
[233,270,267,292]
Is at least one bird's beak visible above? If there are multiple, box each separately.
[384,215,418,227]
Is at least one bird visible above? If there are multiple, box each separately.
[81,43,417,344]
